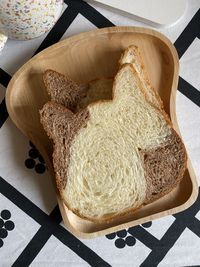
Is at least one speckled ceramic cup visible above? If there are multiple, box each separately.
[0,0,63,40]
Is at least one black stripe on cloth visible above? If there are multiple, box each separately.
[0,98,9,128]
[0,177,111,267]
[52,220,111,267]
[64,0,115,28]
[140,220,186,266]
[141,189,200,266]
[187,217,200,238]
[0,176,50,225]
[0,68,11,88]
[0,69,11,128]
[128,225,159,250]
[12,206,62,267]
[174,9,200,59]
[174,190,200,238]
[173,189,200,240]
[12,227,52,267]
[174,188,200,219]
[48,204,63,224]
[34,6,79,55]
[178,77,200,108]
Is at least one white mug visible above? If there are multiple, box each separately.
[0,0,63,50]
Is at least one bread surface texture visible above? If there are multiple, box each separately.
[43,46,163,113]
[40,46,187,221]
[76,78,113,111]
[43,69,87,111]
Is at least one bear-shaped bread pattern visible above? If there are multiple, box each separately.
[40,47,187,221]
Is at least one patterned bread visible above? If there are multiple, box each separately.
[40,46,187,221]
[43,46,162,112]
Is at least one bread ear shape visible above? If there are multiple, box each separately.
[43,46,162,113]
[119,45,163,109]
[77,45,163,111]
[43,70,87,111]
[76,78,113,111]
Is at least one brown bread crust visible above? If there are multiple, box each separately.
[43,69,88,112]
[40,102,90,189]
[140,128,187,204]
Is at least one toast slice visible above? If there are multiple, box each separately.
[40,62,187,221]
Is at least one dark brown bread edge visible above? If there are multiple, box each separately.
[43,69,88,112]
[141,128,187,204]
[40,102,90,190]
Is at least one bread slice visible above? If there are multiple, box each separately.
[43,46,163,113]
[40,62,187,221]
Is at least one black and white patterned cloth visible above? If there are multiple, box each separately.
[0,0,200,266]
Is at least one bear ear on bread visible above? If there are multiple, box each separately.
[119,45,164,110]
[40,47,187,222]
[43,69,88,111]
[42,45,163,112]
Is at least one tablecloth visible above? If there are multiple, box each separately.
[0,0,200,266]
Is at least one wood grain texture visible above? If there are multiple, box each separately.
[5,27,198,238]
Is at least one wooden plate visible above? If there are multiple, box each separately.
[6,27,198,238]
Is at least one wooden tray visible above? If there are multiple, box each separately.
[6,27,198,238]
